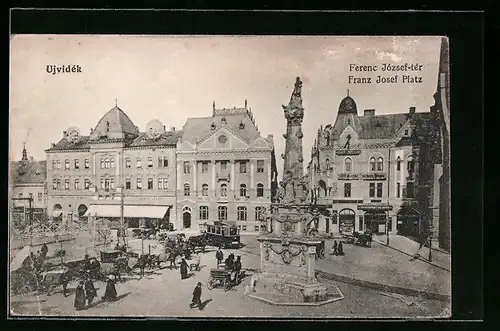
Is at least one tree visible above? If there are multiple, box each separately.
[95,219,112,249]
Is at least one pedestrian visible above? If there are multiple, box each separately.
[331,241,338,255]
[233,256,242,284]
[102,275,118,301]
[74,281,86,310]
[215,248,224,268]
[41,243,48,259]
[338,241,344,256]
[224,255,234,270]
[84,277,97,307]
[190,282,203,310]
[180,258,189,280]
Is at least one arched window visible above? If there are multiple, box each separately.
[240,184,247,197]
[370,157,376,171]
[199,206,209,220]
[65,159,70,170]
[396,156,402,171]
[345,157,352,172]
[218,206,227,220]
[125,157,131,168]
[407,156,415,172]
[110,158,115,168]
[100,158,104,169]
[257,183,264,197]
[56,160,61,169]
[220,184,227,197]
[221,117,227,124]
[325,158,331,170]
[105,158,110,169]
[202,183,208,196]
[52,160,56,169]
[184,183,190,196]
[255,206,265,221]
[84,158,90,169]
[377,157,384,171]
[237,206,247,221]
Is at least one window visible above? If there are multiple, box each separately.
[240,184,247,197]
[104,178,110,190]
[74,159,80,169]
[221,117,227,124]
[19,193,23,198]
[184,161,190,174]
[406,182,414,198]
[85,179,90,189]
[148,157,153,168]
[85,159,90,169]
[221,161,228,171]
[344,183,351,198]
[257,160,264,173]
[53,179,57,190]
[239,122,245,130]
[52,160,56,169]
[200,206,209,220]
[218,206,227,220]
[65,179,70,190]
[202,162,209,174]
[136,157,142,168]
[359,216,363,231]
[184,183,190,196]
[163,156,168,167]
[397,182,401,198]
[220,184,227,197]
[254,225,260,232]
[29,193,33,200]
[110,178,115,189]
[345,158,352,172]
[148,178,153,189]
[396,157,401,171]
[125,178,131,190]
[369,183,375,197]
[110,158,115,168]
[74,179,80,190]
[325,158,331,170]
[407,156,415,172]
[377,157,384,171]
[158,156,163,167]
[57,179,61,189]
[202,183,208,196]
[255,206,265,222]
[242,225,247,231]
[106,121,110,132]
[100,178,104,189]
[370,157,376,171]
[377,183,383,197]
[65,159,70,170]
[404,129,409,136]
[105,158,110,169]
[240,161,247,173]
[136,178,142,190]
[126,157,131,168]
[38,192,43,201]
[56,160,61,169]
[158,178,163,190]
[101,158,105,169]
[237,206,247,221]
[257,183,264,197]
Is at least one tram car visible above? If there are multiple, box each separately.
[203,221,241,249]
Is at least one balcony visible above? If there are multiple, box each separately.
[361,172,387,181]
[338,173,360,180]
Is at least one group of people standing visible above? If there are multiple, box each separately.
[74,275,117,310]
[216,248,242,283]
[331,240,345,256]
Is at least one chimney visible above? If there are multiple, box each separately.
[409,106,416,114]
[364,109,375,116]
[51,143,56,148]
[90,128,93,134]
[63,131,67,138]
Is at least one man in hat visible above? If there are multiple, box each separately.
[190,282,203,310]
[102,275,118,301]
[215,248,224,268]
[331,240,338,255]
[180,258,189,280]
[84,275,97,307]
[74,281,86,310]
[233,256,242,284]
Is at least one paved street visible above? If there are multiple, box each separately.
[10,235,450,318]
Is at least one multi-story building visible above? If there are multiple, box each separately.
[45,105,181,229]
[176,101,278,233]
[10,145,48,222]
[307,93,441,239]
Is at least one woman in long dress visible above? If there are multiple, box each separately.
[180,258,189,280]
[102,276,118,301]
[74,281,86,310]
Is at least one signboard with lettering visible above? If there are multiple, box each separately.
[336,149,362,156]
[361,172,387,180]
[338,173,360,180]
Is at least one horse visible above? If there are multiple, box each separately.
[187,234,207,254]
[97,257,131,283]
[153,249,181,270]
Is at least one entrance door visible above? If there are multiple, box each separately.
[364,211,387,234]
[339,209,355,234]
[396,209,420,238]
[325,217,330,233]
[183,212,191,229]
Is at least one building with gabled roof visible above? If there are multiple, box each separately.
[176,100,278,233]
[307,92,441,240]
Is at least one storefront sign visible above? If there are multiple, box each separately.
[358,204,393,211]
[336,149,362,156]
[338,173,360,180]
[361,172,387,180]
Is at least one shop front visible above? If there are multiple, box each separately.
[358,204,393,234]
[396,207,421,238]
[338,208,356,234]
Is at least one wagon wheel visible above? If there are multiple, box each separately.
[223,278,231,292]
[207,277,214,290]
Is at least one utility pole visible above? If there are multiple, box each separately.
[386,148,391,246]
[120,185,125,247]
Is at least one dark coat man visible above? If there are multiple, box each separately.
[84,278,97,306]
[180,258,189,280]
[225,256,234,271]
[338,241,344,255]
[215,249,224,267]
[102,276,118,301]
[74,281,86,310]
[233,256,242,283]
[332,241,338,255]
[190,282,203,310]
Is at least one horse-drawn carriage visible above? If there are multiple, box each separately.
[207,268,237,292]
[344,231,373,247]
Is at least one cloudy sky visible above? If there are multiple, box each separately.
[10,35,442,175]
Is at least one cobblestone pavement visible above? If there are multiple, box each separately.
[10,236,450,318]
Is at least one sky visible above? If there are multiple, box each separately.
[10,35,443,176]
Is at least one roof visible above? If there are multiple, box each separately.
[181,109,261,145]
[47,136,91,151]
[338,96,358,115]
[129,131,183,147]
[358,114,409,139]
[11,160,47,185]
[93,106,139,136]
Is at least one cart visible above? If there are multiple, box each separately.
[207,268,235,292]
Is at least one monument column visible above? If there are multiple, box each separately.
[306,245,317,284]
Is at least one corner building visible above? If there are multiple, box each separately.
[176,102,278,233]
[45,106,181,228]
[308,93,441,239]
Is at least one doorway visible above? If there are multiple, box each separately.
[183,212,191,229]
[339,209,355,234]
[364,211,387,234]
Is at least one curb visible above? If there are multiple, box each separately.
[316,270,450,303]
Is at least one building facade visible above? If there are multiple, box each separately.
[176,101,278,233]
[45,105,180,229]
[307,93,441,240]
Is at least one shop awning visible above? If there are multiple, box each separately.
[83,205,170,219]
[52,210,63,217]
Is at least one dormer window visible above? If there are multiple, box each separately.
[106,121,110,132]
[347,119,351,125]
[239,121,245,129]
[221,117,227,125]
[404,129,409,136]
[211,122,216,130]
